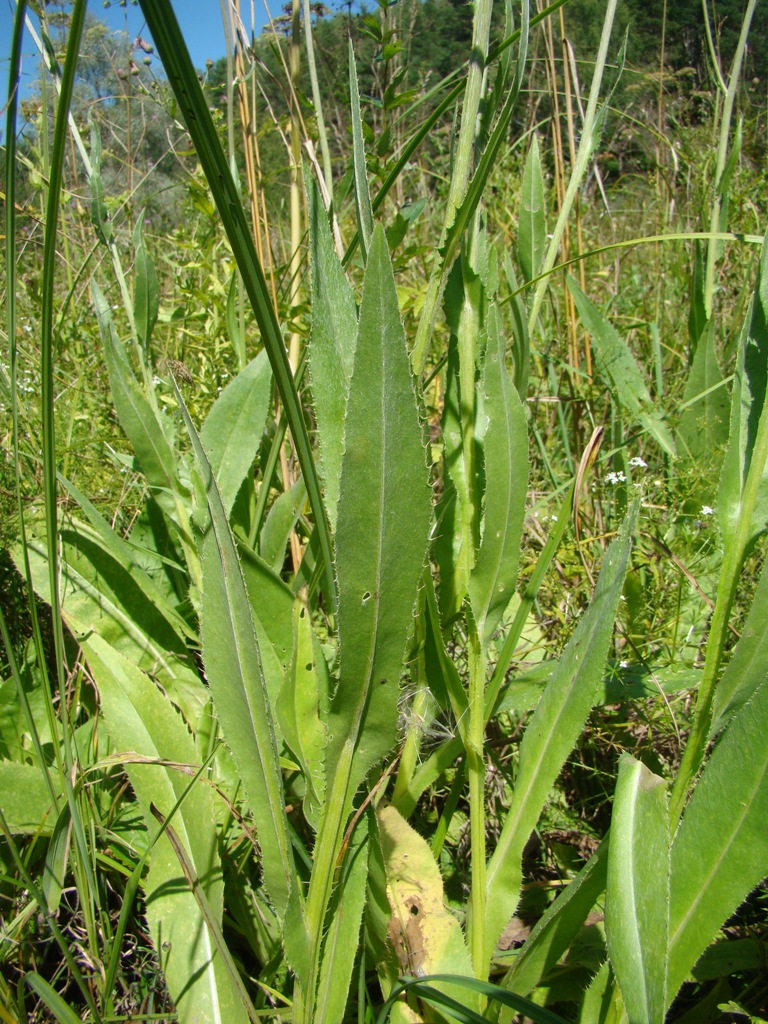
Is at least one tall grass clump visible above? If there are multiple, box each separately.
[2,0,767,1021]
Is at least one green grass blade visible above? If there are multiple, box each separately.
[84,635,248,1024]
[176,385,298,921]
[199,351,273,518]
[484,504,636,966]
[468,304,529,646]
[136,0,336,609]
[568,276,676,458]
[667,672,768,1005]
[24,973,85,1024]
[606,756,670,1024]
[518,134,546,284]
[306,174,358,529]
[348,40,374,264]
[377,975,570,1024]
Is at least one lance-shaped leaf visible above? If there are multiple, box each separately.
[484,506,636,968]
[469,304,528,645]
[134,215,159,355]
[306,175,357,530]
[666,675,768,1004]
[568,277,676,459]
[93,283,186,524]
[83,635,248,1024]
[678,319,729,465]
[200,350,272,518]
[716,231,768,551]
[606,755,670,1024]
[178,387,297,920]
[328,223,432,806]
[349,41,374,263]
[711,551,768,737]
[518,134,546,285]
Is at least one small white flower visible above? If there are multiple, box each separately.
[701,505,715,516]
[619,660,629,668]
[605,471,627,486]
[629,457,647,469]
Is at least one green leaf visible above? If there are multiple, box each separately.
[328,224,432,802]
[606,755,670,1024]
[499,841,608,1006]
[21,534,206,727]
[469,304,528,645]
[567,276,676,458]
[484,505,636,966]
[667,673,768,1004]
[134,214,159,355]
[200,351,272,517]
[349,40,374,263]
[238,540,295,715]
[678,319,729,464]
[24,973,84,1024]
[711,553,768,736]
[716,231,768,551]
[0,762,62,834]
[577,963,626,1024]
[178,387,298,920]
[687,242,707,350]
[83,635,248,1024]
[306,174,358,529]
[259,475,307,572]
[518,135,546,284]
[313,818,370,1024]
[93,282,187,525]
[277,598,328,831]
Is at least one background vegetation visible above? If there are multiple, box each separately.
[2,0,767,1021]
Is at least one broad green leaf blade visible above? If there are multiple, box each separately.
[567,277,676,458]
[678,320,729,465]
[178,388,297,919]
[716,231,768,551]
[84,635,248,1024]
[306,174,358,529]
[313,818,370,1024]
[711,553,768,736]
[200,351,272,517]
[134,215,159,355]
[687,242,707,349]
[136,0,335,609]
[484,505,636,966]
[238,541,295,714]
[605,755,670,1024]
[328,223,432,801]
[577,963,626,1024]
[468,304,528,645]
[259,475,307,572]
[0,763,62,834]
[667,673,768,1004]
[518,134,546,284]
[349,40,374,263]
[277,598,328,831]
[377,806,480,1015]
[92,283,186,524]
[499,841,608,1006]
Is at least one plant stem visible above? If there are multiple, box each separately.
[527,0,618,336]
[466,623,488,978]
